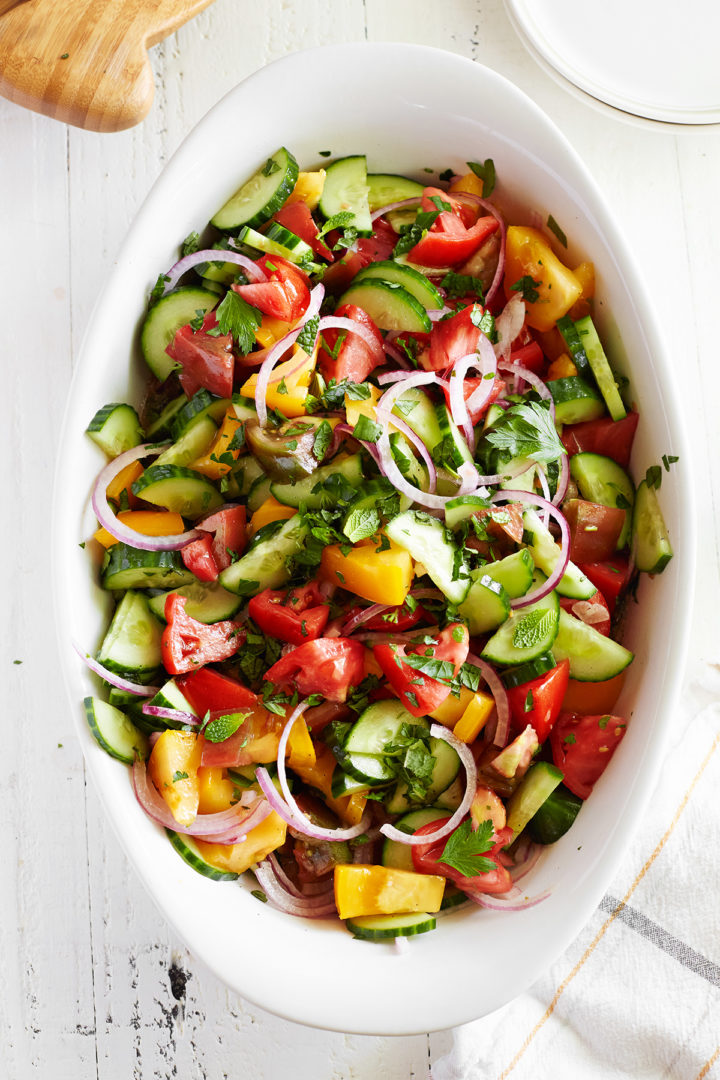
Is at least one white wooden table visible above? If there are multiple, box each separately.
[3,1,718,1076]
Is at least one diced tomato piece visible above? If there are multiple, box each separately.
[248,580,330,646]
[233,254,310,324]
[561,412,639,469]
[198,505,247,571]
[373,623,469,717]
[576,556,631,615]
[263,637,365,703]
[564,499,626,562]
[176,667,258,715]
[550,711,627,799]
[410,209,499,268]
[412,820,514,897]
[441,374,506,426]
[559,591,611,637]
[509,340,545,375]
[272,201,333,261]
[357,218,398,262]
[161,595,246,675]
[180,534,219,582]
[321,220,398,293]
[166,311,234,398]
[317,303,384,383]
[506,659,570,743]
[344,599,429,633]
[464,504,524,560]
[425,305,483,371]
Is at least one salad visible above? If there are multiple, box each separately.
[78,147,675,943]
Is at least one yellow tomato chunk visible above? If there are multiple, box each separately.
[197,766,236,814]
[192,409,245,478]
[255,315,293,348]
[93,510,185,549]
[430,685,475,727]
[449,171,486,199]
[286,169,326,210]
[249,496,297,535]
[148,730,202,828]
[287,716,317,769]
[453,690,495,744]
[504,226,582,331]
[547,353,577,380]
[241,344,317,417]
[291,744,367,825]
[321,540,413,606]
[194,812,287,874]
[334,864,445,920]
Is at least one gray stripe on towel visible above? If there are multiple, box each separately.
[601,894,720,988]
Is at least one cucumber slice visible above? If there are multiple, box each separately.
[211,147,299,232]
[434,402,474,472]
[155,415,217,468]
[140,287,217,382]
[340,279,432,333]
[270,453,364,508]
[570,452,635,549]
[366,173,424,212]
[344,699,415,758]
[523,509,596,600]
[265,222,311,253]
[166,829,239,881]
[481,587,560,667]
[229,455,265,498]
[457,573,510,636]
[444,494,490,531]
[500,652,556,689]
[146,394,187,440]
[345,911,437,940]
[145,679,197,727]
[555,315,593,381]
[247,475,273,513]
[435,774,465,811]
[319,155,372,233]
[552,608,634,680]
[384,732,461,814]
[482,550,536,598]
[231,394,258,423]
[393,386,442,449]
[97,590,163,676]
[353,260,443,312]
[330,764,387,798]
[147,580,243,624]
[389,432,429,500]
[86,403,144,457]
[171,390,231,440]
[195,242,249,285]
[219,513,307,595]
[632,479,673,573]
[527,783,583,843]
[381,808,449,872]
[385,509,470,605]
[237,225,319,272]
[132,464,223,519]
[102,544,196,591]
[547,377,605,425]
[84,696,149,764]
[573,316,627,421]
[505,761,564,838]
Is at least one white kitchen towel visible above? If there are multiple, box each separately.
[431,660,720,1080]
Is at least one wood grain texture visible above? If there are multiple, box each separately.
[2,0,719,1076]
[0,0,214,131]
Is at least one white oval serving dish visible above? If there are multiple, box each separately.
[53,43,694,1035]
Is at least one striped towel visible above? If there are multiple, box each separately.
[431,660,720,1080]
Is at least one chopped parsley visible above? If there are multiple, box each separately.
[312,419,333,461]
[172,771,189,783]
[467,159,496,197]
[382,723,437,803]
[262,157,281,176]
[510,275,542,303]
[441,272,485,302]
[546,215,567,247]
[181,231,201,257]
[352,413,382,443]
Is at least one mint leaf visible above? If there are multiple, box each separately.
[181,231,200,257]
[512,608,555,650]
[352,413,382,443]
[312,419,332,461]
[439,818,496,877]
[441,272,485,302]
[204,711,250,743]
[262,157,280,176]
[297,314,320,355]
[343,507,380,544]
[317,211,355,239]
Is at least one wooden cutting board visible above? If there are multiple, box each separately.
[0,0,215,132]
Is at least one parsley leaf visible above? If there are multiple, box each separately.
[352,413,382,443]
[467,159,496,197]
[439,168,454,182]
[441,272,485,302]
[469,304,497,342]
[439,818,496,877]
[510,275,542,303]
[312,419,332,461]
[343,506,380,544]
[214,291,262,354]
[485,400,566,465]
[172,770,189,783]
[297,314,320,355]
[546,215,567,247]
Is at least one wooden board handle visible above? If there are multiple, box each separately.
[0,0,215,132]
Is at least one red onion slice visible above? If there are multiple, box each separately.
[448,334,498,451]
[383,341,412,368]
[375,407,437,493]
[252,860,337,918]
[317,315,385,367]
[553,450,570,507]
[467,652,511,749]
[497,359,555,424]
[141,704,199,726]
[256,702,371,842]
[494,295,526,360]
[254,327,303,427]
[379,724,477,846]
[73,642,160,696]
[571,600,609,625]
[162,248,267,294]
[490,490,570,608]
[509,840,543,883]
[472,888,550,912]
[447,191,506,306]
[92,443,203,551]
[428,307,453,322]
[297,282,325,327]
[131,759,271,840]
[370,196,422,223]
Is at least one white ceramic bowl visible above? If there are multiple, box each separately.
[53,43,694,1035]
